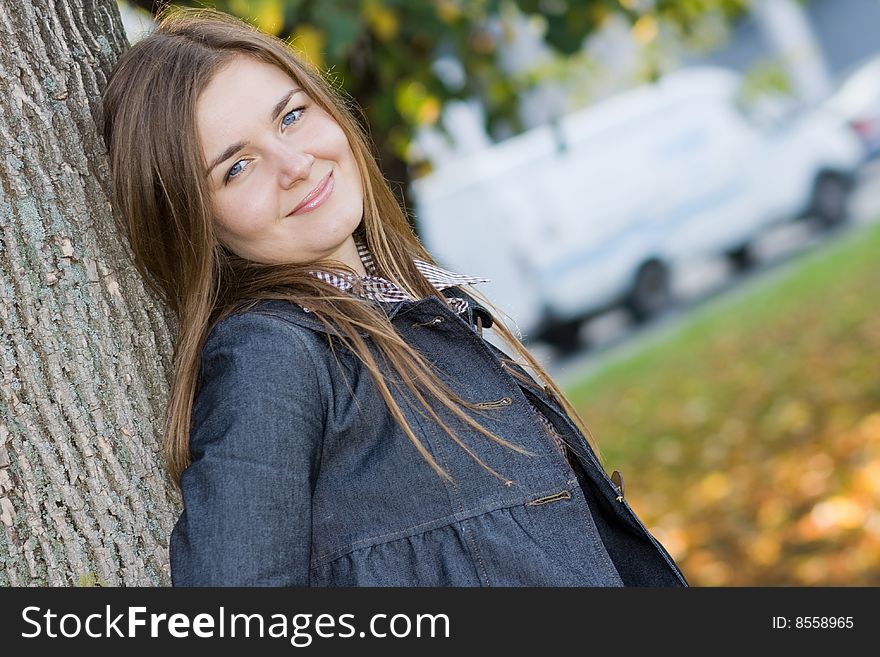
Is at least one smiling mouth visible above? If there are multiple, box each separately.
[289,171,334,216]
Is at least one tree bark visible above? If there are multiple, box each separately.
[0,0,177,585]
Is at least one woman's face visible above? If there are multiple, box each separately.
[196,56,365,268]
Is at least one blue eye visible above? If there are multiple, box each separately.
[282,106,306,128]
[225,159,249,183]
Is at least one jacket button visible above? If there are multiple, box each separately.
[471,305,494,330]
[611,470,625,502]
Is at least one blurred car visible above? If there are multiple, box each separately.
[823,54,880,160]
[412,67,864,353]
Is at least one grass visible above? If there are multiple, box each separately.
[564,221,880,585]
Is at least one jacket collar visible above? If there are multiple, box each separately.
[248,286,485,338]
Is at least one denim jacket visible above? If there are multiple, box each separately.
[170,288,689,587]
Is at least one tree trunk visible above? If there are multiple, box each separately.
[0,0,177,585]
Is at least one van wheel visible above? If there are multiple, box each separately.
[725,242,756,273]
[626,259,671,323]
[540,318,584,355]
[812,172,851,229]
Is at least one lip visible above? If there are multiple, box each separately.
[289,171,334,216]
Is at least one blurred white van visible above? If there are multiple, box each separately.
[411,67,864,351]
[823,54,880,160]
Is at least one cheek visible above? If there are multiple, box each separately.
[335,140,363,199]
[213,184,275,236]
[324,122,357,165]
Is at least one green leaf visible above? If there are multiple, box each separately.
[313,1,364,63]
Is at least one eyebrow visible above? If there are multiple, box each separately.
[206,88,301,177]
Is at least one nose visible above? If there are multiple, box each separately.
[275,144,315,189]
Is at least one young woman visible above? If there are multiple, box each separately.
[102,8,688,587]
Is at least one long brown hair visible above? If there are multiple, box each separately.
[101,7,604,487]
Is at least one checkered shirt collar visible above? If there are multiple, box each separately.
[306,238,488,315]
